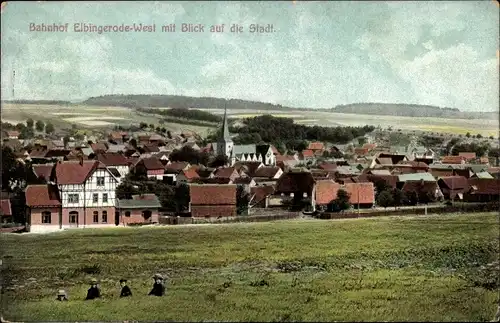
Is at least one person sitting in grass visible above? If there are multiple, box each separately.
[85,278,101,300]
[119,279,132,298]
[148,273,165,296]
[56,289,68,301]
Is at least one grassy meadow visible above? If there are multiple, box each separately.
[1,212,498,321]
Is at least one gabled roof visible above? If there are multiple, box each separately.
[135,157,164,171]
[369,169,392,176]
[253,166,281,179]
[401,180,439,194]
[197,168,215,178]
[192,177,233,184]
[344,182,375,204]
[165,161,190,171]
[25,184,61,207]
[0,199,12,216]
[233,161,263,176]
[233,177,254,184]
[315,180,341,205]
[473,171,494,179]
[233,144,256,155]
[96,152,129,166]
[308,142,324,151]
[275,172,315,193]
[255,144,272,158]
[437,176,468,190]
[189,184,237,205]
[213,167,238,179]
[467,178,500,195]
[117,195,161,209]
[180,167,200,180]
[54,160,102,185]
[32,164,54,180]
[301,149,315,158]
[250,185,275,204]
[398,172,436,182]
[91,142,108,153]
[106,144,127,153]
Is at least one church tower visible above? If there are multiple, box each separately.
[217,104,234,164]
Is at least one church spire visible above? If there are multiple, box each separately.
[221,103,231,141]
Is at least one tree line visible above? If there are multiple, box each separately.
[2,119,55,139]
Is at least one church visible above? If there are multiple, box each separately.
[209,107,277,166]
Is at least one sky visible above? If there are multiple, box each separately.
[1,1,499,111]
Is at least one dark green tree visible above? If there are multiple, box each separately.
[35,120,45,132]
[26,118,34,129]
[376,189,394,209]
[45,122,55,134]
[236,185,250,215]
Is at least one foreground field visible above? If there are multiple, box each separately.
[1,213,498,321]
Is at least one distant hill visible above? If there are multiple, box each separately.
[2,99,72,105]
[331,103,497,120]
[82,94,304,111]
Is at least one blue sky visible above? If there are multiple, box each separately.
[1,1,498,111]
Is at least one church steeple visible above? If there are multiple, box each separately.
[216,103,233,163]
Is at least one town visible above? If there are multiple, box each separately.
[1,106,499,233]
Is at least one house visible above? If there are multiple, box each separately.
[233,161,264,177]
[213,167,240,182]
[197,168,216,179]
[183,141,200,151]
[270,171,316,210]
[32,164,55,183]
[471,171,494,179]
[276,155,300,170]
[249,185,275,208]
[91,142,108,154]
[345,182,375,208]
[96,152,130,181]
[3,130,20,139]
[0,199,12,223]
[400,180,444,202]
[25,184,62,232]
[50,160,118,230]
[256,144,277,165]
[397,172,436,183]
[253,166,283,180]
[441,156,466,164]
[108,131,129,144]
[354,147,369,156]
[318,162,337,171]
[314,180,341,211]
[116,194,161,225]
[176,167,201,184]
[362,143,377,152]
[189,184,237,218]
[164,161,191,184]
[300,149,315,161]
[464,178,500,202]
[192,178,233,184]
[308,142,325,156]
[134,157,166,180]
[437,176,468,200]
[458,152,476,162]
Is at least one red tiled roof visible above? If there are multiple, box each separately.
[192,178,232,184]
[441,156,465,164]
[181,167,200,180]
[109,131,126,140]
[0,199,12,216]
[25,184,61,207]
[189,184,237,205]
[30,148,48,158]
[6,131,20,137]
[137,157,164,171]
[165,161,189,171]
[276,155,296,162]
[308,142,324,151]
[254,166,281,178]
[315,180,341,205]
[430,169,454,178]
[318,162,337,171]
[437,176,468,190]
[233,177,254,184]
[467,178,500,195]
[91,143,108,153]
[250,185,275,204]
[96,152,129,166]
[344,182,375,204]
[301,149,315,158]
[32,164,54,180]
[276,172,315,194]
[214,167,237,179]
[143,142,160,153]
[54,160,99,185]
[397,160,429,168]
[458,152,476,160]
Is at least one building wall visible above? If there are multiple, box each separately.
[61,207,115,226]
[147,169,164,180]
[29,207,61,226]
[118,208,159,225]
[191,205,236,218]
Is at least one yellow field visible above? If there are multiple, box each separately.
[232,114,304,119]
[413,124,498,137]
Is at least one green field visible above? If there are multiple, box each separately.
[1,213,498,321]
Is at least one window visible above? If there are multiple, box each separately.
[68,194,79,203]
[102,193,108,203]
[142,210,152,220]
[93,211,98,223]
[97,177,105,186]
[125,211,131,217]
[102,211,107,223]
[41,211,51,224]
[69,211,78,224]
[93,193,98,203]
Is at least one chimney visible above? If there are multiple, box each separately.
[79,154,84,166]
